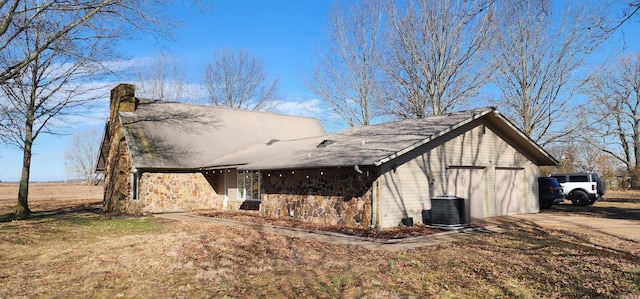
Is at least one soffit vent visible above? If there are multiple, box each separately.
[316,139,336,148]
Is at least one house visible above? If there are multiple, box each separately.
[98,84,558,228]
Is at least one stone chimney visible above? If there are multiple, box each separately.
[103,83,137,213]
[109,84,136,121]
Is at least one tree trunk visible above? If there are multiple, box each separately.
[630,165,640,190]
[15,129,33,218]
[15,94,36,218]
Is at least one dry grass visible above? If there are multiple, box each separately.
[0,183,102,213]
[0,184,639,298]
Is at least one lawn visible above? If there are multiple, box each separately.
[0,183,639,298]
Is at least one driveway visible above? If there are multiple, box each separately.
[484,213,640,242]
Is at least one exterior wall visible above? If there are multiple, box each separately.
[137,172,224,213]
[379,121,540,226]
[379,159,430,228]
[260,167,375,228]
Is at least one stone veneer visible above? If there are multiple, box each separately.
[259,167,376,228]
[103,84,136,213]
[102,124,133,213]
[137,172,224,213]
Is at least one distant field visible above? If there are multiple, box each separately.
[0,183,103,213]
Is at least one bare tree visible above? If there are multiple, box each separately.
[204,50,278,111]
[65,129,103,185]
[308,1,384,127]
[540,143,579,176]
[135,54,190,102]
[0,0,176,218]
[0,0,170,85]
[381,0,496,118]
[601,0,640,34]
[490,0,602,146]
[588,54,640,189]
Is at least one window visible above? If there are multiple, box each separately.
[132,172,139,201]
[569,175,589,182]
[237,171,260,200]
[551,175,566,183]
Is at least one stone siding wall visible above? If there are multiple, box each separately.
[138,172,224,213]
[260,167,376,228]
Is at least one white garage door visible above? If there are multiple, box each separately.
[447,167,487,220]
[495,168,524,215]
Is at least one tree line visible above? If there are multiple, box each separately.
[1,0,639,218]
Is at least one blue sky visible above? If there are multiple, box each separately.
[0,0,639,182]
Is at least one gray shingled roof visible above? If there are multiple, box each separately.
[120,100,327,169]
[206,107,557,170]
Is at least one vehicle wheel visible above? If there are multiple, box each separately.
[586,198,597,206]
[597,178,607,196]
[571,190,590,206]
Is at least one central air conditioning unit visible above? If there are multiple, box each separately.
[430,195,466,229]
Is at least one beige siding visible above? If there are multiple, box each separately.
[378,122,540,227]
[227,170,238,201]
[216,170,226,197]
[379,157,430,228]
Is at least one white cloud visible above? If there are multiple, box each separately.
[273,98,325,118]
[272,97,349,133]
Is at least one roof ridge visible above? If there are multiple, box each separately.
[135,98,322,121]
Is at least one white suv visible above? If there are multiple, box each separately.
[549,173,606,206]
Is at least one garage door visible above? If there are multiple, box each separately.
[495,168,524,215]
[447,167,487,220]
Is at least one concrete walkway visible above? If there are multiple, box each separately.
[155,212,640,251]
[154,213,505,252]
